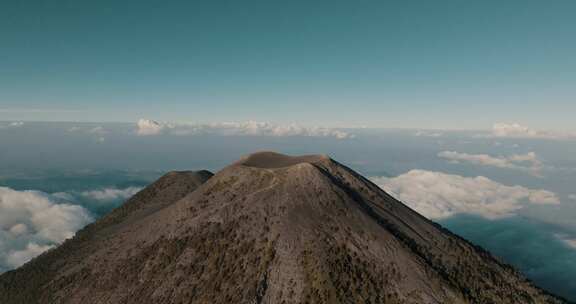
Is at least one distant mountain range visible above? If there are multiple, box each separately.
[0,152,567,303]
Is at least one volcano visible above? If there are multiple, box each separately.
[0,152,565,303]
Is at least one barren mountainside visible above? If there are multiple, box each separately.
[0,152,566,304]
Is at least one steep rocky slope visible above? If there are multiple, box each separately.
[0,152,565,304]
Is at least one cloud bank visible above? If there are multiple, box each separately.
[438,151,543,175]
[490,123,576,140]
[136,119,354,139]
[371,170,559,220]
[0,187,93,270]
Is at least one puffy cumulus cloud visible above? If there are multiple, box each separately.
[490,123,576,140]
[80,187,141,202]
[438,151,543,175]
[492,123,538,137]
[370,170,560,220]
[135,119,354,139]
[136,119,166,135]
[0,187,93,271]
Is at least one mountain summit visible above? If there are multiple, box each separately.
[0,152,565,303]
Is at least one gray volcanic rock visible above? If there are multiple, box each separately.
[0,152,566,304]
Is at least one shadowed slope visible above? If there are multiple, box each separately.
[0,153,566,304]
[96,170,214,228]
[0,170,213,304]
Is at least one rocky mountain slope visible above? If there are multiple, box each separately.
[0,152,565,303]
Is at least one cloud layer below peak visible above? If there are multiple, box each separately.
[80,187,141,202]
[438,151,543,175]
[0,187,93,270]
[490,123,576,140]
[371,170,559,220]
[136,119,354,139]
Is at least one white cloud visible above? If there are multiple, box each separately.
[414,130,443,137]
[527,190,561,205]
[5,243,54,268]
[0,187,93,271]
[508,152,539,163]
[81,187,141,202]
[51,192,75,201]
[492,123,538,138]
[136,119,354,139]
[8,223,28,236]
[67,125,107,134]
[87,126,108,135]
[438,151,543,175]
[137,119,166,135]
[555,234,576,250]
[67,125,108,142]
[490,123,576,140]
[0,121,24,129]
[569,194,576,201]
[371,170,559,220]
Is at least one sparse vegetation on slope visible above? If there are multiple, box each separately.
[0,152,566,304]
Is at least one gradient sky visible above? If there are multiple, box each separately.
[1,0,575,129]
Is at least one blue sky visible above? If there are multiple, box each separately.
[1,0,575,129]
[1,1,576,300]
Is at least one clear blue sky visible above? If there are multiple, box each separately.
[1,0,575,129]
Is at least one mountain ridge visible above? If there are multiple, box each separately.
[0,152,567,304]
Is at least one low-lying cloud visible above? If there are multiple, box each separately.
[438,151,543,175]
[4,243,54,270]
[67,125,109,143]
[136,119,354,139]
[555,234,576,250]
[80,187,141,202]
[371,170,560,220]
[414,130,443,137]
[0,187,93,270]
[0,121,24,129]
[490,123,576,140]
